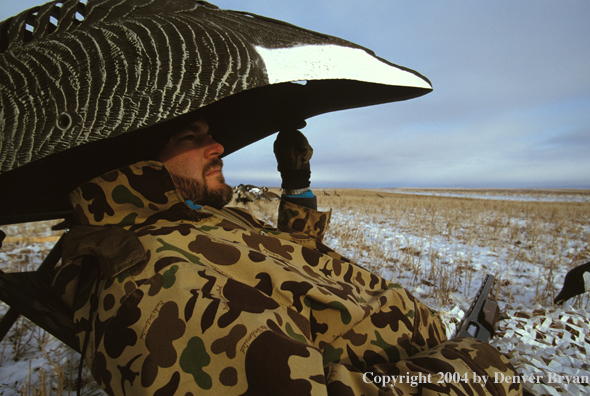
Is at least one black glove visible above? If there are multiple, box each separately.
[273,128,313,191]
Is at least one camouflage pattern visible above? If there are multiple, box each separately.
[51,161,522,396]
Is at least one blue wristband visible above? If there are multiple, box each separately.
[283,190,315,199]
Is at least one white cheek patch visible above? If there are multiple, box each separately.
[254,44,431,89]
[584,271,590,292]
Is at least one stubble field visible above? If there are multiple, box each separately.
[1,188,589,395]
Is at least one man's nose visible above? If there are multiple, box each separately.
[194,119,224,158]
[204,138,224,159]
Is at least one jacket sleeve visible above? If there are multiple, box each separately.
[277,197,331,242]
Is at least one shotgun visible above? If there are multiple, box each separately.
[455,274,499,342]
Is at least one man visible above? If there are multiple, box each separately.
[51,118,522,395]
[156,119,234,210]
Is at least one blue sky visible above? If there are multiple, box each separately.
[2,1,589,188]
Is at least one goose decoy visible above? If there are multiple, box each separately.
[554,261,590,305]
[261,187,280,201]
[0,0,432,223]
[234,184,256,204]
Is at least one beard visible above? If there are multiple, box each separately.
[169,158,233,210]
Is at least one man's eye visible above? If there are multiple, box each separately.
[177,131,210,143]
[180,134,202,142]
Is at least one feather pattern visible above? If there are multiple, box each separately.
[0,0,280,172]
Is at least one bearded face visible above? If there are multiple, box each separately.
[157,120,234,210]
[169,158,233,210]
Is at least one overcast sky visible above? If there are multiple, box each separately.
[2,1,589,189]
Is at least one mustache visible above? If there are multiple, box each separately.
[203,157,224,175]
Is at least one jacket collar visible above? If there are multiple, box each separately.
[69,161,202,227]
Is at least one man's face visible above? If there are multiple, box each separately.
[158,119,233,209]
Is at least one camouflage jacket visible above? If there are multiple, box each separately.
[52,161,520,396]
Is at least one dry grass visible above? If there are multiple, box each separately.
[0,223,99,396]
[241,188,590,309]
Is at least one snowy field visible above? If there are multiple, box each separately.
[376,188,590,203]
[1,188,589,395]
[318,189,590,395]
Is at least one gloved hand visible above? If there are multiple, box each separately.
[273,128,313,192]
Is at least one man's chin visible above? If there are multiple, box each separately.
[204,173,233,208]
[207,173,227,188]
[208,176,233,202]
[169,172,233,209]
[207,183,234,209]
